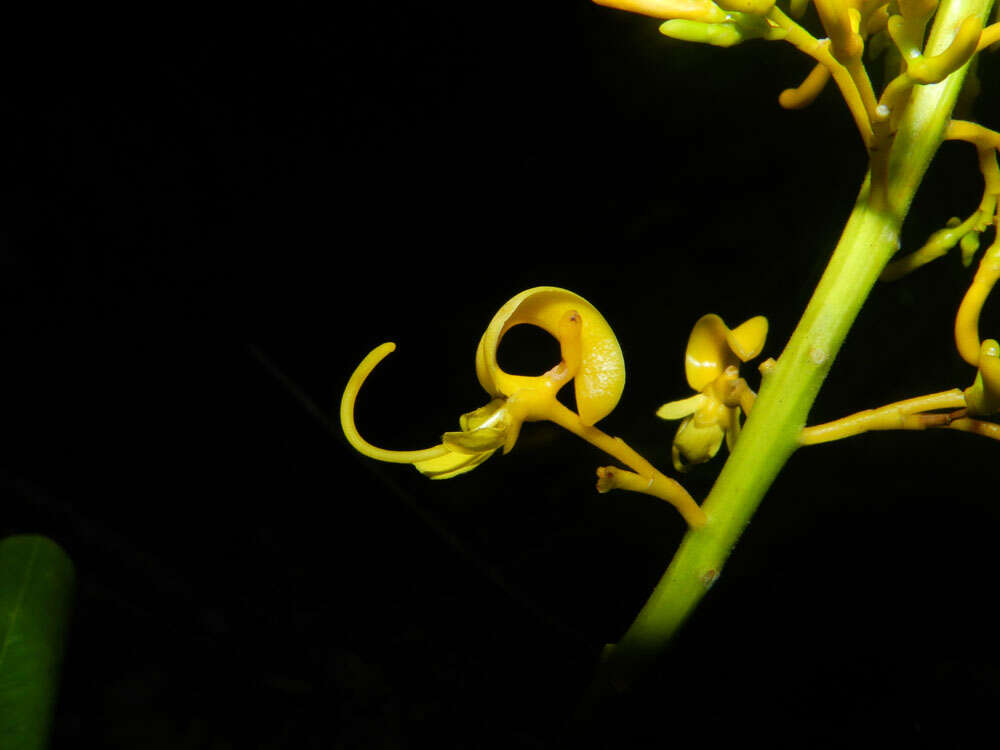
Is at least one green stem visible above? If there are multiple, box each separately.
[591,0,995,696]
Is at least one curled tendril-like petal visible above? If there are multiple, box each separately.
[340,343,504,479]
[340,343,453,466]
[475,287,625,427]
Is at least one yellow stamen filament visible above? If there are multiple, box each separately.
[800,389,967,445]
[340,342,452,463]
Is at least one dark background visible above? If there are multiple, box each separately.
[3,3,1000,746]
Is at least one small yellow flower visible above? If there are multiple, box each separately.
[340,287,625,479]
[656,313,768,471]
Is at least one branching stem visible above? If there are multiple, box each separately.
[586,0,996,701]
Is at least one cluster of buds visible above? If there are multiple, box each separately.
[593,0,1000,443]
[593,0,996,178]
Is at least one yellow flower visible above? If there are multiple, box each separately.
[340,287,626,479]
[656,313,768,471]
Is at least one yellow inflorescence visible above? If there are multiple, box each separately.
[593,0,996,205]
[592,0,1000,445]
[344,3,1000,527]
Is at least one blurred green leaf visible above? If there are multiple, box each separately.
[0,535,75,749]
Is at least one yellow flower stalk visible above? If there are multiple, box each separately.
[341,286,707,526]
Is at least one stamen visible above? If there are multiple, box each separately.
[545,309,583,388]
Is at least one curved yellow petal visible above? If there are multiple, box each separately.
[727,316,768,362]
[442,427,507,454]
[685,314,768,390]
[340,342,452,464]
[414,448,496,480]
[475,287,625,426]
[655,393,707,420]
[459,399,508,431]
[684,314,734,391]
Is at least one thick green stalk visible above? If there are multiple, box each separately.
[594,0,995,693]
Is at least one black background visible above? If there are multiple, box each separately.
[3,3,1000,746]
